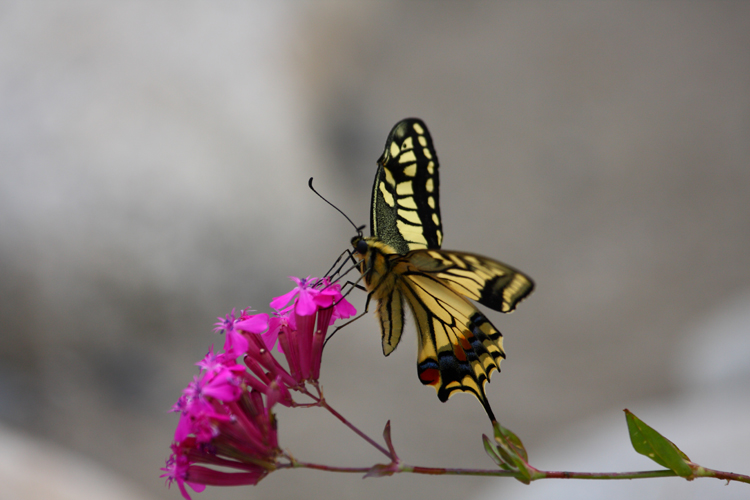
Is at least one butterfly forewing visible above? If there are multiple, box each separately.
[371,118,442,253]
[408,250,535,313]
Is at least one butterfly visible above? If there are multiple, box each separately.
[351,118,534,422]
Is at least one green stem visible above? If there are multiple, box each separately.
[286,460,750,483]
[539,469,677,480]
[694,466,750,484]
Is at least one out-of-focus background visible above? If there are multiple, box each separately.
[1,2,748,499]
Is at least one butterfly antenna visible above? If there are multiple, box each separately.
[308,177,364,236]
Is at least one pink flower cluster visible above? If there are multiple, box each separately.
[162,277,356,499]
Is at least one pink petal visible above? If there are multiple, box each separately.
[261,317,281,352]
[294,289,318,316]
[235,313,269,334]
[332,297,357,322]
[270,288,298,310]
[224,329,248,357]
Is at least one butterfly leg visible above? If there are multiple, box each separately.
[327,248,362,281]
[332,259,368,300]
[323,248,353,280]
[321,272,365,297]
[339,279,366,298]
[323,292,372,347]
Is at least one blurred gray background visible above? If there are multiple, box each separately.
[1,2,749,499]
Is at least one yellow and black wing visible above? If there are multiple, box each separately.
[408,250,535,314]
[399,270,502,417]
[398,250,533,420]
[354,118,534,421]
[370,118,442,253]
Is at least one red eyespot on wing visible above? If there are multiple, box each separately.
[418,366,440,386]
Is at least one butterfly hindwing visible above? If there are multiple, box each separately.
[399,270,505,412]
[371,118,442,253]
[373,274,405,356]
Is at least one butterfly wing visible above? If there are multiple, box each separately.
[371,269,406,356]
[371,118,442,254]
[397,268,504,420]
[408,249,535,313]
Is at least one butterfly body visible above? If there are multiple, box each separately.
[352,118,533,420]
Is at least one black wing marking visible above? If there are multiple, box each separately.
[408,250,534,313]
[371,118,442,254]
[376,281,405,356]
[399,271,503,420]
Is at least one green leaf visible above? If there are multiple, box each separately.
[496,423,529,462]
[483,434,511,470]
[624,409,694,478]
[493,422,533,483]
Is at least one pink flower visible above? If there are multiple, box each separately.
[213,309,270,358]
[265,277,355,347]
[265,277,356,382]
[319,281,357,323]
[161,436,271,500]
[165,377,280,499]
[164,275,357,497]
[161,448,206,500]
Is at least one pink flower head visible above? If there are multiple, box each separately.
[270,276,318,315]
[318,280,357,323]
[263,276,356,382]
[270,276,356,321]
[212,309,236,335]
[164,274,357,497]
[161,437,271,500]
[166,376,280,498]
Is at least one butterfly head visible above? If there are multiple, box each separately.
[351,231,368,258]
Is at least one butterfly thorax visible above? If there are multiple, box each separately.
[351,235,404,294]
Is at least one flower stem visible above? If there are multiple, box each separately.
[286,460,750,484]
[317,397,392,459]
[298,383,392,459]
[538,469,677,480]
[693,466,750,484]
[287,460,370,474]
